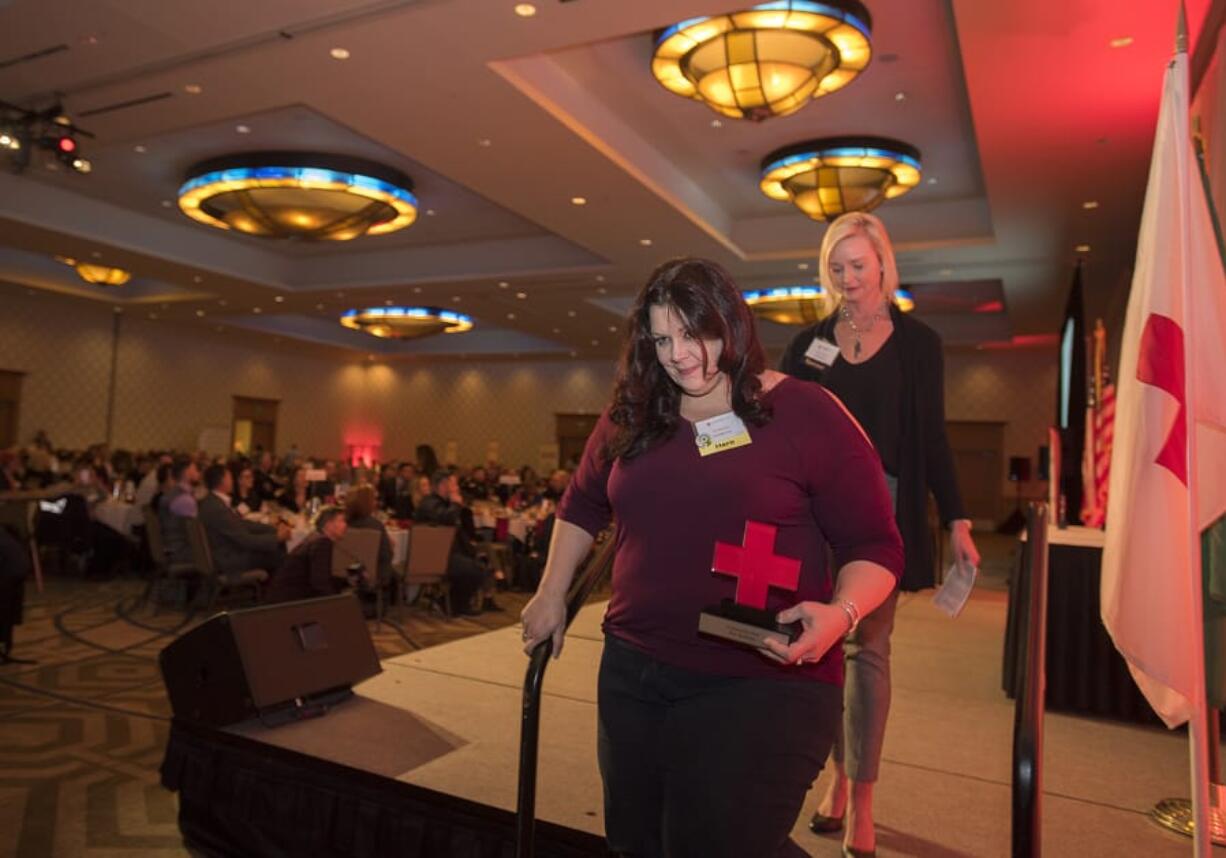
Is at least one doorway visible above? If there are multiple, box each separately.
[0,370,23,449]
[232,396,279,457]
[555,413,599,470]
[945,420,1005,527]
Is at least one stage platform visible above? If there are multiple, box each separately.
[164,592,1209,857]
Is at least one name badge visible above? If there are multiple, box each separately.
[803,336,840,370]
[694,411,753,457]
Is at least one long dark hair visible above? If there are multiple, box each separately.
[606,258,770,461]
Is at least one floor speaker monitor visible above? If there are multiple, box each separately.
[159,593,381,727]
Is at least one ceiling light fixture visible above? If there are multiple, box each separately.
[178,152,418,240]
[1076,244,1091,253]
[651,0,873,122]
[514,3,537,17]
[571,196,587,205]
[744,283,914,325]
[639,238,653,246]
[55,255,132,286]
[330,47,351,60]
[184,84,203,94]
[1082,200,1099,209]
[235,124,251,134]
[340,306,474,340]
[760,136,921,221]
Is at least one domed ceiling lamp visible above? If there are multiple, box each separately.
[55,255,131,286]
[760,136,921,221]
[744,284,914,325]
[178,153,417,241]
[651,0,873,121]
[743,285,831,325]
[340,306,473,340]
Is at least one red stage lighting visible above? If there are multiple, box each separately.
[56,136,76,154]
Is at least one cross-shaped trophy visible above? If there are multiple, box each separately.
[698,520,801,648]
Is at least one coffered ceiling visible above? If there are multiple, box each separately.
[0,0,1211,360]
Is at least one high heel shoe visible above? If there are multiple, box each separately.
[808,811,844,834]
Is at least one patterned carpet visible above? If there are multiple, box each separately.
[0,577,533,858]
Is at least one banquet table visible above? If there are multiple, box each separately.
[1001,525,1160,724]
[93,499,142,539]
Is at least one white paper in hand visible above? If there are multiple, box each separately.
[932,560,977,618]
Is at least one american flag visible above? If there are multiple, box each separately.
[1080,319,1115,527]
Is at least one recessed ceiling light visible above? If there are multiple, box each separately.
[235,124,251,134]
[133,145,147,154]
[478,138,492,147]
[91,251,102,258]
[81,35,99,46]
[608,325,618,333]
[1110,36,1134,48]
[516,291,527,299]
[253,307,262,314]
[425,209,436,216]
[412,286,422,293]
[507,312,517,320]
[498,281,510,288]
[797,262,809,270]
[514,3,537,17]
[384,298,394,306]
[161,199,173,208]
[335,291,345,297]
[1082,200,1099,209]
[597,287,607,295]
[218,299,228,306]
[148,312,157,319]
[639,238,653,246]
[590,339,600,346]
[112,306,123,315]
[552,327,561,334]
[273,296,284,303]
[894,91,907,102]
[193,275,203,283]
[330,47,351,60]
[184,84,203,95]
[711,119,723,128]
[196,310,205,317]
[571,196,587,206]
[1076,244,1091,253]
[938,268,953,276]
[567,310,577,317]
[452,296,462,303]
[595,274,606,282]
[926,177,938,185]
[316,303,325,310]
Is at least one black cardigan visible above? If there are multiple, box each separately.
[779,304,967,591]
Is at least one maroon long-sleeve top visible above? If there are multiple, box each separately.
[558,377,903,685]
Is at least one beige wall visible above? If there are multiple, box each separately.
[2,288,1056,496]
[0,288,613,467]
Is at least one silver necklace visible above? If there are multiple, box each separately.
[838,303,888,359]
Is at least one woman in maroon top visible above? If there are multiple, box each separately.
[521,258,903,858]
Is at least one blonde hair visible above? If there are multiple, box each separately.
[818,211,899,303]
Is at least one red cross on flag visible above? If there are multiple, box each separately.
[1100,42,1226,731]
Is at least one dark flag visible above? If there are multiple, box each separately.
[1055,261,1087,525]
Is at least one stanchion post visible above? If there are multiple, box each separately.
[1012,501,1049,858]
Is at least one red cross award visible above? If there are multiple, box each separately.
[698,520,802,649]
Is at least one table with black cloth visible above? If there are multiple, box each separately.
[161,712,607,858]
[1002,525,1161,725]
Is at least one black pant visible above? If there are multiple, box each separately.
[597,634,839,858]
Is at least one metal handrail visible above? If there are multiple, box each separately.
[516,534,616,858]
[1012,502,1050,857]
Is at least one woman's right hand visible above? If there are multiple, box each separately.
[520,589,568,659]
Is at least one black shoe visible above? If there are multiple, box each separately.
[809,812,844,834]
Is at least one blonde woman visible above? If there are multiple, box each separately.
[780,212,979,858]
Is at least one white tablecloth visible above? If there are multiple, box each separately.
[94,500,142,538]
[388,527,409,569]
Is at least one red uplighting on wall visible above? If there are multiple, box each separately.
[344,425,383,468]
[973,300,1004,314]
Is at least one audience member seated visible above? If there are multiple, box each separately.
[198,464,289,575]
[135,453,172,507]
[159,457,200,566]
[265,507,350,604]
[230,464,263,515]
[410,474,431,516]
[0,450,25,492]
[460,466,491,502]
[343,485,395,585]
[414,470,491,616]
[277,466,310,513]
[543,469,570,502]
[147,462,175,519]
[253,451,282,501]
[0,525,29,663]
[389,463,417,519]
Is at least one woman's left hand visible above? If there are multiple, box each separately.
[760,601,849,666]
[949,520,980,569]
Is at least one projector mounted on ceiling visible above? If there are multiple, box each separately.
[0,99,94,175]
